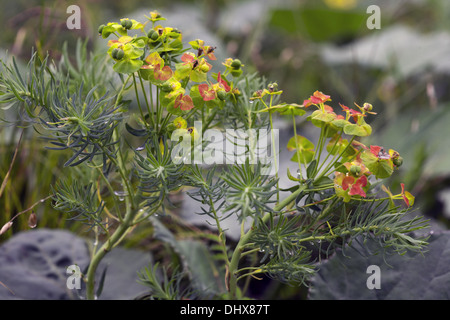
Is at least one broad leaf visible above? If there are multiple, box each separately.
[287,135,315,164]
[309,229,450,300]
[311,109,336,123]
[361,150,394,179]
[258,103,306,116]
[190,85,205,110]
[113,59,144,74]
[344,118,372,137]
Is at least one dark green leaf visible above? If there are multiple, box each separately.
[307,159,317,179]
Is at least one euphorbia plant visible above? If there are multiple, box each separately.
[0,10,428,300]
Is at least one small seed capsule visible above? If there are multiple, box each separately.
[268,82,278,92]
[363,103,373,112]
[350,165,361,176]
[231,59,241,69]
[112,48,125,60]
[147,29,159,41]
[121,19,133,30]
[217,90,227,101]
[161,82,174,92]
[98,24,105,35]
[200,64,210,73]
[393,156,403,167]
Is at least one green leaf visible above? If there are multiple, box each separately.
[360,150,394,179]
[287,167,301,181]
[313,176,333,187]
[311,110,336,123]
[331,118,349,129]
[173,63,191,81]
[113,59,144,74]
[258,103,306,116]
[101,23,127,38]
[123,44,144,60]
[129,19,145,32]
[343,122,372,137]
[96,266,108,298]
[190,85,205,110]
[138,67,154,81]
[306,159,317,179]
[125,122,148,137]
[190,68,208,83]
[287,135,315,164]
[188,40,201,49]
[309,110,337,129]
[282,104,306,116]
[326,135,356,159]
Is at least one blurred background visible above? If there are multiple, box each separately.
[1,0,450,299]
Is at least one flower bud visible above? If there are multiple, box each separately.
[28,211,37,229]
[363,103,373,112]
[268,82,278,92]
[0,221,13,236]
[111,48,125,60]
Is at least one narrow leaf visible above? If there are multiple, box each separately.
[96,265,108,298]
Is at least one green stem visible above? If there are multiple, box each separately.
[240,247,260,258]
[268,112,279,204]
[159,112,173,136]
[315,130,343,176]
[85,143,136,300]
[96,166,123,222]
[202,108,219,134]
[312,124,326,177]
[227,184,306,299]
[297,225,383,244]
[235,268,263,282]
[114,74,132,109]
[130,199,163,225]
[138,74,154,128]
[291,110,303,180]
[133,74,149,130]
[208,195,231,265]
[315,136,357,182]
[85,76,138,299]
[149,81,155,126]
[85,206,138,300]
